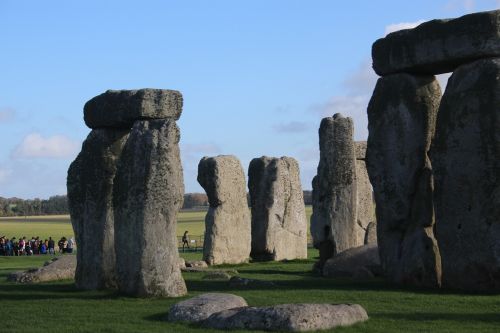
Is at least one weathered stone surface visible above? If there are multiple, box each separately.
[354,141,367,160]
[113,119,186,297]
[185,260,208,268]
[168,293,247,323]
[202,272,232,280]
[310,114,361,260]
[67,128,129,290]
[202,303,369,332]
[248,156,307,261]
[323,244,381,278]
[366,73,442,287]
[197,155,251,265]
[373,10,500,75]
[364,222,377,245]
[84,89,183,129]
[7,255,76,283]
[355,157,375,241]
[431,58,500,291]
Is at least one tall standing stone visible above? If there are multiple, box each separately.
[431,58,500,291]
[197,155,251,265]
[354,141,376,245]
[366,73,442,287]
[310,114,359,261]
[113,119,186,297]
[67,129,129,290]
[248,156,307,261]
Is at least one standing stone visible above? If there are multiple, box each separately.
[248,156,307,261]
[354,141,376,245]
[113,119,186,297]
[310,114,360,261]
[67,129,129,290]
[431,58,500,291]
[372,10,500,75]
[197,155,251,265]
[366,73,442,287]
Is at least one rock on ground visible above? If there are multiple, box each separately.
[248,156,307,261]
[7,255,76,283]
[67,128,129,290]
[168,293,248,323]
[228,276,276,288]
[311,114,360,261]
[366,73,442,288]
[113,119,186,297]
[372,10,500,75]
[84,89,183,129]
[202,303,369,332]
[197,155,251,265]
[322,244,381,278]
[431,58,500,291]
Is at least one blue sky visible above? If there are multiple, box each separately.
[1,0,498,198]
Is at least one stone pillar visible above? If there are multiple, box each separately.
[248,156,307,261]
[197,155,251,265]
[310,114,359,261]
[68,88,186,297]
[431,58,500,291]
[366,74,441,288]
[67,129,129,290]
[354,142,376,245]
[113,119,186,297]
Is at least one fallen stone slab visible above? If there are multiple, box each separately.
[322,244,381,279]
[185,260,208,268]
[202,303,368,332]
[84,89,183,128]
[372,10,500,75]
[7,255,76,283]
[202,272,232,280]
[168,293,248,323]
[228,276,276,288]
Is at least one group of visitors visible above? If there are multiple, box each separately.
[0,236,75,256]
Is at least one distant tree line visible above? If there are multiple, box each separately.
[0,191,313,216]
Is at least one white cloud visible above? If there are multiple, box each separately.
[273,121,310,133]
[12,133,80,159]
[0,107,16,123]
[384,20,427,35]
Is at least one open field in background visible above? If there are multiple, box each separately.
[0,206,314,242]
[1,251,500,333]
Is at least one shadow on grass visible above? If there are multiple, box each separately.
[0,281,121,300]
[375,312,500,323]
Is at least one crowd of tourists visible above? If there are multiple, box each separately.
[0,236,75,256]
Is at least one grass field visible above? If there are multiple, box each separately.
[0,206,313,241]
[1,251,499,332]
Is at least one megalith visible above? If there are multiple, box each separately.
[248,156,307,261]
[366,73,442,287]
[354,141,376,245]
[197,155,251,265]
[431,58,500,291]
[67,129,129,290]
[310,114,366,262]
[113,119,187,297]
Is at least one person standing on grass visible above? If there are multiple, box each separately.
[66,237,74,254]
[48,237,55,255]
[58,237,65,254]
[18,237,25,255]
[182,230,190,252]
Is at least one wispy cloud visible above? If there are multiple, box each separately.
[384,20,427,36]
[273,121,310,134]
[11,133,80,159]
[0,107,16,123]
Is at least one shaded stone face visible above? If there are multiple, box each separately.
[113,119,186,297]
[354,142,375,245]
[372,10,500,75]
[431,58,500,291]
[84,89,183,129]
[197,155,251,265]
[67,128,129,290]
[366,73,441,288]
[310,114,360,258]
[248,156,307,261]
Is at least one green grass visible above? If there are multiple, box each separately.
[0,250,499,333]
